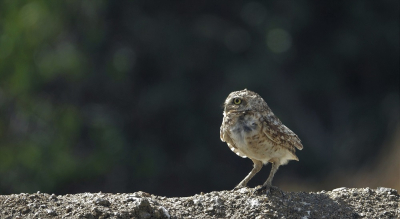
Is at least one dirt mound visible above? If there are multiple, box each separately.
[0,187,398,218]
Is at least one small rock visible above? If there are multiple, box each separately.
[65,206,72,213]
[214,196,223,205]
[81,213,95,219]
[49,194,58,201]
[364,187,373,194]
[154,206,171,219]
[95,198,111,207]
[247,198,259,208]
[238,187,249,194]
[46,209,57,216]
[92,207,102,216]
[29,195,38,200]
[139,210,151,219]
[141,191,151,197]
[377,187,397,194]
[206,206,214,212]
[332,187,347,192]
[138,198,151,209]
[20,207,30,214]
[27,203,36,208]
[193,199,202,205]
[126,196,141,202]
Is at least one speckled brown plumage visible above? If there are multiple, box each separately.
[220,89,303,194]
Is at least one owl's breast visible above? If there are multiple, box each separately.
[230,114,259,142]
[227,112,268,150]
[224,111,284,163]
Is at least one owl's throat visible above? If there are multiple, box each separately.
[231,114,258,139]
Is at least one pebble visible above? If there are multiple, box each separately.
[94,198,111,207]
[156,206,171,219]
[193,199,202,205]
[238,188,249,194]
[376,187,396,194]
[332,187,347,192]
[66,206,72,213]
[139,211,151,219]
[46,209,57,216]
[247,198,259,208]
[205,206,214,212]
[49,194,57,201]
[213,196,223,205]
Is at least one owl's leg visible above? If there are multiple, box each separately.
[263,161,279,188]
[254,161,283,196]
[234,159,262,189]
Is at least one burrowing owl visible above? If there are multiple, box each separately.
[220,89,303,194]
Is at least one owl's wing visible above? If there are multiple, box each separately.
[220,125,248,158]
[262,115,303,152]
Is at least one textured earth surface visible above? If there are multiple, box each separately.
[0,187,399,218]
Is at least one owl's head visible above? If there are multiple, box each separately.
[223,89,268,112]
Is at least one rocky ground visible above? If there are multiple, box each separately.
[0,187,398,218]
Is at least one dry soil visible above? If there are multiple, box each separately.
[0,187,399,218]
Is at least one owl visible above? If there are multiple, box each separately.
[220,89,303,195]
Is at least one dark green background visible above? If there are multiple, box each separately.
[0,0,399,196]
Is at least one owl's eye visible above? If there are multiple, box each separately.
[233,98,242,105]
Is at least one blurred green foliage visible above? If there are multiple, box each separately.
[0,0,398,196]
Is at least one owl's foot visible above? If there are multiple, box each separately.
[233,184,247,191]
[253,185,284,197]
[233,181,249,190]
